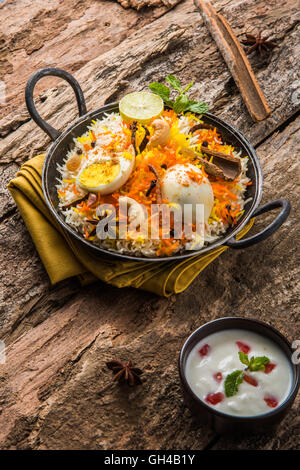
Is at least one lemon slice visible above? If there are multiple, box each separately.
[119,91,164,124]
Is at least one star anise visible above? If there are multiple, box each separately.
[241,31,276,56]
[106,360,143,386]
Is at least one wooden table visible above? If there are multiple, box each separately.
[0,0,299,450]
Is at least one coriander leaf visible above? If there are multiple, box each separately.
[186,101,210,115]
[166,75,183,92]
[238,352,250,367]
[173,94,189,114]
[225,370,244,397]
[149,82,173,107]
[248,356,270,372]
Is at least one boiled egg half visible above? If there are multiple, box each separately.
[77,151,135,195]
[161,163,214,223]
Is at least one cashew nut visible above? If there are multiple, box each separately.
[148,119,170,147]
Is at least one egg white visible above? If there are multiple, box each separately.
[161,163,214,223]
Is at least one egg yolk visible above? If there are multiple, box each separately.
[79,161,120,187]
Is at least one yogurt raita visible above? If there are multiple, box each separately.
[185,329,292,417]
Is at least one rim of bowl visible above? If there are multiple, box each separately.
[178,317,300,421]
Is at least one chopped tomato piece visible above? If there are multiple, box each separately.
[264,363,276,374]
[213,372,223,383]
[205,392,224,406]
[236,341,251,354]
[264,395,278,408]
[243,374,258,387]
[199,344,210,357]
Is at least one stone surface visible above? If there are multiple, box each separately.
[0,0,299,450]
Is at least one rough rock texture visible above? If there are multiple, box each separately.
[0,0,299,450]
[117,0,182,11]
[0,0,175,122]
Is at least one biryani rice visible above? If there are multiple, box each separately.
[56,110,251,257]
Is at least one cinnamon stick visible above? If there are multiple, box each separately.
[148,164,162,204]
[194,0,271,121]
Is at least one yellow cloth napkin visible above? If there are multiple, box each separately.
[8,155,255,297]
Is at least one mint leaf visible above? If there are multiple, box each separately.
[184,99,197,106]
[182,81,194,94]
[248,356,270,372]
[149,82,173,107]
[149,75,209,116]
[166,75,183,92]
[173,94,189,114]
[238,352,250,367]
[225,370,244,397]
[237,350,270,372]
[186,101,209,115]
